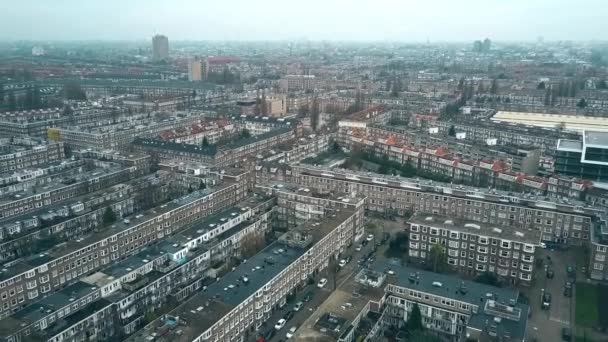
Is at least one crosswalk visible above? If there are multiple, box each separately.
[549,317,570,325]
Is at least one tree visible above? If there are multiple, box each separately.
[298,103,310,117]
[457,77,465,91]
[477,82,485,94]
[577,98,588,108]
[63,105,74,116]
[102,207,117,225]
[428,244,447,273]
[408,331,441,342]
[448,125,456,137]
[406,303,424,332]
[490,79,498,94]
[240,128,251,139]
[311,97,320,131]
[202,137,209,147]
[537,81,546,90]
[63,82,87,100]
[475,272,501,287]
[8,91,16,111]
[391,78,402,97]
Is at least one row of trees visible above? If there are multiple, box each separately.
[1,86,45,111]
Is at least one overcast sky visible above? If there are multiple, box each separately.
[1,0,606,42]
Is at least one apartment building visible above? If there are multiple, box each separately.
[50,114,207,150]
[132,127,295,168]
[0,196,274,342]
[289,164,598,246]
[435,120,576,152]
[0,141,65,173]
[130,202,362,342]
[279,75,322,92]
[407,213,539,285]
[590,217,608,281]
[357,262,529,342]
[0,172,248,315]
[0,108,130,139]
[255,181,365,237]
[0,162,132,222]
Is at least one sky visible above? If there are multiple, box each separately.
[1,0,606,42]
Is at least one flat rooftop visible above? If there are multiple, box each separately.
[584,130,608,147]
[129,242,307,342]
[0,280,97,337]
[256,181,366,204]
[408,212,541,245]
[557,139,583,152]
[129,209,357,342]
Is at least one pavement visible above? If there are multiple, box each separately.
[524,247,576,342]
[256,236,377,342]
[252,217,405,342]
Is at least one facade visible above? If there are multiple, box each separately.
[152,35,169,61]
[0,141,65,173]
[289,164,598,246]
[132,127,295,168]
[188,57,203,81]
[0,172,249,316]
[129,200,363,342]
[407,213,539,285]
[279,75,321,92]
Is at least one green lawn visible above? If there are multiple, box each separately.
[576,282,599,328]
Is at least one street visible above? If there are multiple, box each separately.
[524,248,576,342]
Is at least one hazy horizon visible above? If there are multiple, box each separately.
[1,0,607,42]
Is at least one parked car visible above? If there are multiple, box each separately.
[567,266,576,279]
[339,259,347,267]
[302,292,313,302]
[563,287,572,298]
[317,278,328,288]
[286,326,297,339]
[355,245,362,252]
[284,310,294,321]
[275,318,287,330]
[562,327,572,341]
[542,292,552,310]
[265,329,276,340]
[546,269,554,279]
[293,301,303,312]
[366,234,374,241]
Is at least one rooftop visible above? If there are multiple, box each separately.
[556,139,583,152]
[0,281,98,337]
[408,212,541,245]
[130,242,307,342]
[584,130,608,147]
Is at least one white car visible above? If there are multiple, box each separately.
[317,278,328,288]
[286,326,297,339]
[366,234,374,241]
[339,259,347,267]
[275,318,287,330]
[355,245,362,252]
[293,301,303,312]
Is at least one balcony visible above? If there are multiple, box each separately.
[156,260,179,273]
[123,275,149,292]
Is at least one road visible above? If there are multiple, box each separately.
[253,236,377,342]
[524,248,576,342]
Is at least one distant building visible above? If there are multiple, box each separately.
[152,34,169,61]
[188,57,203,81]
[31,46,44,56]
